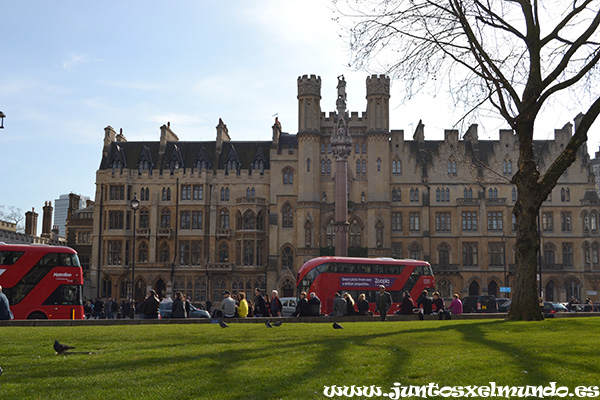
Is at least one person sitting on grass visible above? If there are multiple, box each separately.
[395,291,416,316]
[432,292,448,320]
[417,290,432,320]
[221,291,237,318]
[356,293,371,316]
[308,292,322,316]
[330,292,347,316]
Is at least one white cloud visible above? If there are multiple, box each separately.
[97,79,166,91]
[62,53,99,71]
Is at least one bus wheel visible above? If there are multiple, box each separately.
[28,312,47,320]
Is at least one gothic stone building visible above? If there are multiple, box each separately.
[90,74,600,305]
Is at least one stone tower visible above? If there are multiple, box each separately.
[365,75,391,253]
[331,76,352,256]
[297,75,323,257]
[297,75,321,134]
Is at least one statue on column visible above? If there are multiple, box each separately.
[336,75,347,117]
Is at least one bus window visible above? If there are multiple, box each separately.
[43,285,83,306]
[39,253,59,268]
[0,251,24,265]
[59,253,80,267]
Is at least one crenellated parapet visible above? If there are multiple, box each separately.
[297,74,322,98]
[366,74,390,97]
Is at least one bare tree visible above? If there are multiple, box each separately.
[0,205,25,233]
[336,0,600,320]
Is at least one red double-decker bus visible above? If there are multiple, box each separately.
[296,256,435,315]
[0,244,84,319]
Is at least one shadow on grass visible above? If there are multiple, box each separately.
[5,319,600,399]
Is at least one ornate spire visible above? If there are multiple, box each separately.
[331,75,352,161]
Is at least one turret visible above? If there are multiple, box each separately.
[366,75,390,133]
[297,75,322,133]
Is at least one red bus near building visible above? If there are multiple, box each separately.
[296,256,435,315]
[0,244,84,319]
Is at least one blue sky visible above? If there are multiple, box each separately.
[1,1,599,231]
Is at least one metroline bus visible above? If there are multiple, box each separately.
[296,256,434,315]
[0,244,84,319]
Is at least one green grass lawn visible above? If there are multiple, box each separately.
[1,318,599,399]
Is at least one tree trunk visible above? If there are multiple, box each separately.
[506,120,544,321]
[507,195,544,320]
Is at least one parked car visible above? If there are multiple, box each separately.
[543,301,568,317]
[280,297,297,317]
[159,301,210,319]
[462,295,498,313]
[497,298,511,312]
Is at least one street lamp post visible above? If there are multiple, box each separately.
[130,194,140,318]
[0,111,6,129]
[502,234,508,298]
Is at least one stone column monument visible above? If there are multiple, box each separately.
[331,76,352,256]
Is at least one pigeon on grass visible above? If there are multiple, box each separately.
[265,320,273,328]
[273,320,283,327]
[219,320,229,328]
[333,322,344,329]
[54,340,76,355]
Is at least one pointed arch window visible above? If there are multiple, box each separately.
[243,210,256,230]
[243,240,254,266]
[503,159,512,175]
[219,187,230,202]
[160,208,171,228]
[392,159,401,175]
[410,188,420,202]
[377,157,381,172]
[282,203,294,228]
[349,220,361,247]
[584,211,590,232]
[281,245,294,269]
[448,160,457,175]
[159,242,170,263]
[326,220,335,248]
[139,209,150,229]
[307,158,311,172]
[283,168,294,185]
[437,243,450,266]
[326,159,332,175]
[219,209,230,229]
[138,242,148,263]
[408,242,422,260]
[219,242,229,262]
